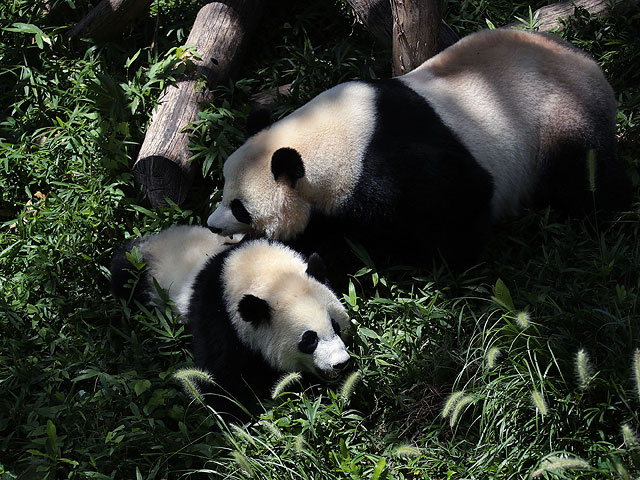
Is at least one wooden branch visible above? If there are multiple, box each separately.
[67,0,151,40]
[133,0,263,207]
[505,0,639,31]
[391,0,441,76]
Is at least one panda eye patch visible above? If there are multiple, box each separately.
[230,199,252,225]
[331,319,341,335]
[298,330,318,354]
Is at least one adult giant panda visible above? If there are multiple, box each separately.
[207,29,631,269]
[110,226,351,418]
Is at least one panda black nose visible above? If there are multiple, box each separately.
[208,225,222,234]
[333,358,350,371]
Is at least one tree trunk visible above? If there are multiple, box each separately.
[391,0,441,76]
[346,0,457,52]
[347,0,637,73]
[67,0,151,40]
[133,0,263,207]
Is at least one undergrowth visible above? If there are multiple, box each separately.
[1,0,639,478]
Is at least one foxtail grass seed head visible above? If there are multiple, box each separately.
[442,391,465,419]
[575,348,593,390]
[486,347,502,370]
[449,395,474,428]
[615,461,631,480]
[261,421,283,439]
[173,368,215,404]
[339,370,361,402]
[531,455,590,478]
[392,445,421,458]
[632,349,640,400]
[531,390,548,416]
[622,423,639,448]
[231,450,254,477]
[231,424,256,447]
[271,372,302,399]
[516,311,531,329]
[294,433,306,454]
[587,149,597,193]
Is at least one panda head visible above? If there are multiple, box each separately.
[207,133,311,241]
[223,240,350,381]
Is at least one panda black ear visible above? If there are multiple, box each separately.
[246,107,272,137]
[271,148,305,188]
[238,294,271,325]
[306,253,328,285]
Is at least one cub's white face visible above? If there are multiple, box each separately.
[223,240,351,381]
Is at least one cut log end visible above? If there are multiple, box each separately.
[133,155,195,207]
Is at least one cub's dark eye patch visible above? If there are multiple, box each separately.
[331,319,341,335]
[298,330,318,354]
[230,199,252,225]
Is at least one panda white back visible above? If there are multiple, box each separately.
[139,225,236,316]
[110,225,237,317]
[400,29,617,220]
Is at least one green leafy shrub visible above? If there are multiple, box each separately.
[1,0,639,478]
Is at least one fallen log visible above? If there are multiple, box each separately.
[133,0,263,207]
[67,0,151,40]
[346,0,637,56]
[505,0,639,31]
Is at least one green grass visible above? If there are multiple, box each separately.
[1,0,640,478]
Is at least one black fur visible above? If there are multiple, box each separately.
[188,246,279,421]
[534,117,632,215]
[238,294,271,325]
[231,199,252,225]
[306,253,328,284]
[271,147,305,187]
[292,78,494,271]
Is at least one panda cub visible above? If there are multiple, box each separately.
[110,226,351,416]
[207,29,631,269]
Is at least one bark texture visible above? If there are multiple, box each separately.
[391,0,441,76]
[68,0,151,40]
[346,0,458,51]
[134,0,263,206]
[506,0,639,31]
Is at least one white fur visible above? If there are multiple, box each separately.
[209,29,616,236]
[208,83,377,239]
[400,29,615,219]
[140,225,236,317]
[222,240,350,378]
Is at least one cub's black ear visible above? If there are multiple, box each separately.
[246,108,272,137]
[306,253,328,284]
[271,147,305,188]
[238,294,271,325]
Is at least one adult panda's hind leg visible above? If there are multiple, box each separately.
[537,138,632,217]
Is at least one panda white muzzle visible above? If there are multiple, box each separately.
[207,205,251,236]
[313,336,351,382]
